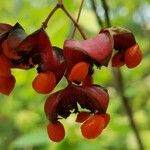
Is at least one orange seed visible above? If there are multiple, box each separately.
[68,62,89,83]
[32,72,56,94]
[47,121,65,142]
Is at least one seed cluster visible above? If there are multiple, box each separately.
[0,23,142,142]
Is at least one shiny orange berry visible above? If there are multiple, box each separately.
[81,114,105,139]
[47,121,65,142]
[32,72,56,94]
[125,44,142,68]
[112,52,125,67]
[0,55,12,77]
[76,112,91,123]
[68,62,89,83]
[101,113,110,128]
[0,75,16,95]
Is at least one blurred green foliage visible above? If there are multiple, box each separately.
[0,0,150,150]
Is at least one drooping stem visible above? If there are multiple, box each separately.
[60,5,87,39]
[72,0,84,38]
[100,0,144,149]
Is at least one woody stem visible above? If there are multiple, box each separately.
[41,3,61,29]
[72,0,84,38]
[60,5,87,39]
[101,0,144,149]
[41,1,86,39]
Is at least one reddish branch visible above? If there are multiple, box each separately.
[72,0,85,38]
[41,1,86,39]
[60,5,86,39]
[41,4,60,29]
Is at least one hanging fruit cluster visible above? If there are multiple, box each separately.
[0,18,142,142]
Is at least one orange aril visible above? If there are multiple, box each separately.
[32,71,56,94]
[68,62,89,83]
[101,113,110,128]
[76,112,91,123]
[47,121,65,142]
[125,44,142,68]
[81,114,105,139]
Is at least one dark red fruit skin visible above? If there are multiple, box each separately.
[0,23,12,42]
[64,32,113,67]
[63,32,113,83]
[100,27,136,51]
[82,75,93,86]
[44,84,109,123]
[0,75,16,95]
[0,54,12,77]
[112,51,125,67]
[0,23,12,33]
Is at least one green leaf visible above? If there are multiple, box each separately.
[11,129,50,148]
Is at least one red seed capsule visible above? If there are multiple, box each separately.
[68,62,89,83]
[0,55,12,77]
[112,52,125,67]
[47,121,65,142]
[76,112,91,123]
[82,75,93,86]
[32,72,56,94]
[81,114,105,139]
[0,75,16,95]
[125,44,142,68]
[2,40,20,60]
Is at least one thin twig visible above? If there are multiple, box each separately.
[41,1,86,39]
[101,0,111,27]
[100,0,144,149]
[90,0,103,27]
[41,4,61,29]
[72,0,84,38]
[112,69,144,150]
[60,5,87,39]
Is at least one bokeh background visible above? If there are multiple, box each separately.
[0,0,150,150]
